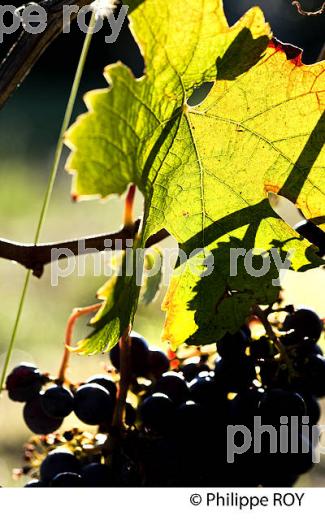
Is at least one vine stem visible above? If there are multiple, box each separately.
[0,12,97,395]
[58,303,101,381]
[109,185,137,426]
[0,220,170,275]
[112,326,132,429]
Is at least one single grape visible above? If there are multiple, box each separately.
[258,388,306,424]
[82,463,113,487]
[40,385,74,418]
[188,374,216,407]
[216,327,249,360]
[180,362,210,382]
[74,383,114,425]
[153,371,189,405]
[109,344,120,369]
[250,336,274,360]
[282,308,323,342]
[6,364,44,402]
[139,392,175,434]
[50,472,83,487]
[146,347,170,378]
[23,397,63,434]
[298,354,325,397]
[230,387,264,426]
[215,356,256,392]
[63,431,74,442]
[109,332,149,376]
[40,449,81,483]
[302,393,321,425]
[175,401,204,437]
[85,374,117,400]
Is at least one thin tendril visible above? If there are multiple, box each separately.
[0,12,97,394]
[291,0,325,15]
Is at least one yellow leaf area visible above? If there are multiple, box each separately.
[162,39,325,346]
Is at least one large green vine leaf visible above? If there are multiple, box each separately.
[65,0,325,352]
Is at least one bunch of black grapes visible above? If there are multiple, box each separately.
[6,308,324,487]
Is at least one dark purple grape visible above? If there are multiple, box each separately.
[50,472,83,487]
[6,364,44,402]
[40,385,74,418]
[180,362,210,382]
[63,431,74,442]
[250,336,274,360]
[40,449,80,483]
[139,392,175,434]
[281,333,323,357]
[146,347,169,378]
[216,327,249,360]
[23,397,63,434]
[298,354,325,397]
[188,374,216,407]
[299,340,322,357]
[302,393,321,425]
[153,371,189,405]
[82,463,113,487]
[109,332,149,376]
[74,383,114,425]
[230,387,264,426]
[282,308,323,342]
[85,374,117,400]
[215,357,256,392]
[258,388,306,424]
[175,401,204,437]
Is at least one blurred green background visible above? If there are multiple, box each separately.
[0,0,324,486]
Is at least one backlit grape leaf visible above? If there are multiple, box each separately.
[65,0,325,351]
[76,243,144,355]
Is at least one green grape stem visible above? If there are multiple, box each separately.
[112,326,132,429]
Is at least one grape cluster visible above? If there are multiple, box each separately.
[6,307,324,487]
[6,363,118,434]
